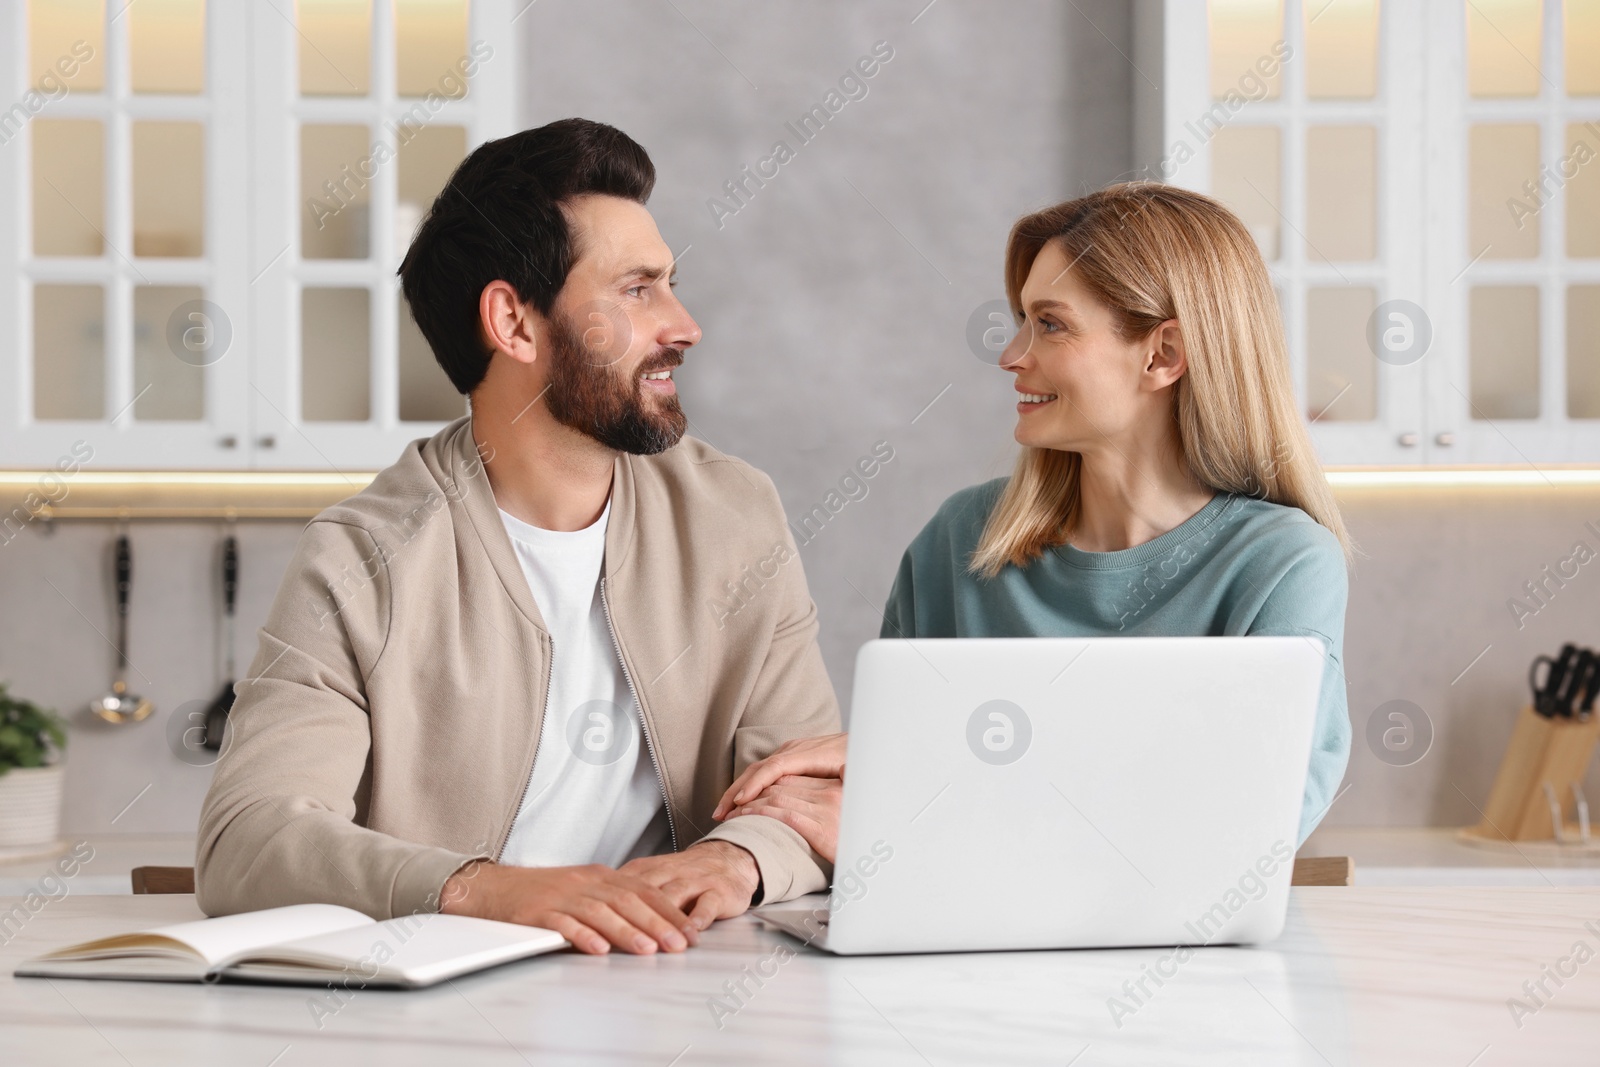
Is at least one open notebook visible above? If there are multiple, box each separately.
[14,904,569,988]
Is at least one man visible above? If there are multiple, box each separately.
[196,119,839,955]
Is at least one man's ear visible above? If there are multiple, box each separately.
[479,280,540,366]
[1144,319,1187,390]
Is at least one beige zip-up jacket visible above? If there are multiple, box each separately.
[196,416,840,920]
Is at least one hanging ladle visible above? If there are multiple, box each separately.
[92,533,153,724]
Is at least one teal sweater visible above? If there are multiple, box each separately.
[880,479,1351,845]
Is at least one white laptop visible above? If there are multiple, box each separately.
[756,636,1327,955]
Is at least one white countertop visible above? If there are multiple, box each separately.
[0,834,195,897]
[2,888,1598,1065]
[8,827,1600,899]
[1299,826,1600,885]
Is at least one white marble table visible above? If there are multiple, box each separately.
[2,888,1598,1065]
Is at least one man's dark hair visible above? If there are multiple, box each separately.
[398,118,656,394]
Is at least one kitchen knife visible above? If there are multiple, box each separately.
[1550,644,1586,718]
[1575,648,1600,719]
[1531,655,1557,718]
[1533,645,1576,717]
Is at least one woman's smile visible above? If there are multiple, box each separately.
[1015,384,1058,412]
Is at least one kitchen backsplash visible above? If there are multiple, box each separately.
[0,483,1596,838]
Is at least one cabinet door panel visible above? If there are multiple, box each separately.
[0,1,249,469]
[1436,0,1600,463]
[248,0,510,471]
[1161,0,1600,465]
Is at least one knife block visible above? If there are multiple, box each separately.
[1465,704,1600,843]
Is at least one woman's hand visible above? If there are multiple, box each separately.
[719,775,842,864]
[713,732,848,820]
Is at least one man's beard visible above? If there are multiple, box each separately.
[544,309,687,455]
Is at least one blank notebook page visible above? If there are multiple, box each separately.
[253,914,568,981]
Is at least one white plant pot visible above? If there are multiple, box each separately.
[0,764,65,849]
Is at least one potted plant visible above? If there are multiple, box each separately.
[0,683,68,850]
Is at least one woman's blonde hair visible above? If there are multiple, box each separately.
[969,182,1353,579]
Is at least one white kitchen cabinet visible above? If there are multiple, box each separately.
[0,0,517,471]
[1137,0,1600,466]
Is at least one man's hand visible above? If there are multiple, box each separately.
[618,840,760,931]
[438,860,699,956]
[718,774,841,864]
[713,732,848,820]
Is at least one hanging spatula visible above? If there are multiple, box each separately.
[202,534,238,751]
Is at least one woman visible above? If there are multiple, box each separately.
[714,183,1353,862]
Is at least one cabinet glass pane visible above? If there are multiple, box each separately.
[399,306,464,421]
[29,0,104,93]
[32,118,103,256]
[298,0,371,96]
[1568,123,1600,257]
[1570,1,1600,95]
[1570,286,1600,418]
[1306,126,1377,262]
[397,124,465,252]
[132,121,204,257]
[1466,0,1541,98]
[133,286,205,421]
[1304,0,1377,99]
[1211,125,1281,260]
[302,124,370,259]
[302,288,371,421]
[1306,286,1377,421]
[129,0,204,94]
[1470,124,1540,259]
[1469,286,1540,419]
[1209,0,1283,99]
[33,284,103,420]
[395,0,469,98]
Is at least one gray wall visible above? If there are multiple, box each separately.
[0,523,299,835]
[518,0,1133,706]
[1328,487,1600,831]
[1,2,1596,841]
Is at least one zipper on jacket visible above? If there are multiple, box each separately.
[494,632,552,863]
[600,576,679,854]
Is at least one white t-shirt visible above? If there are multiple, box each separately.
[496,496,671,868]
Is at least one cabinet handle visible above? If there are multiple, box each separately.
[1435,432,1455,446]
[257,435,276,449]
[1397,432,1420,447]
[218,435,238,449]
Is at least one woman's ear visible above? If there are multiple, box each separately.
[1144,319,1187,390]
[479,280,540,366]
